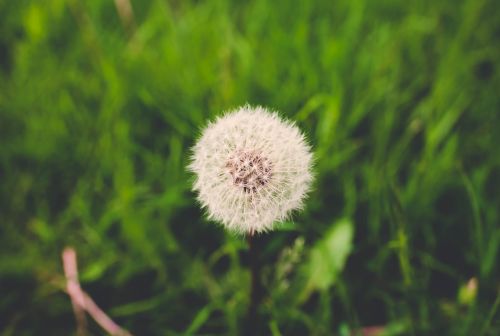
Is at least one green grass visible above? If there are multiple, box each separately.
[1,0,499,334]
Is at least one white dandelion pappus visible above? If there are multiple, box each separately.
[189,105,313,235]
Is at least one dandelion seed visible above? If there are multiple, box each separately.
[189,105,313,234]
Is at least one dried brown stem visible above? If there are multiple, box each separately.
[62,247,132,336]
[113,0,136,36]
[62,248,88,336]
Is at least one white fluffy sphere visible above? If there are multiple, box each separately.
[189,105,313,234]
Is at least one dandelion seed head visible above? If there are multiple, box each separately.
[189,105,314,234]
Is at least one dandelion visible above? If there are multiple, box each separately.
[189,105,313,234]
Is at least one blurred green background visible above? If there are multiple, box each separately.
[1,0,499,335]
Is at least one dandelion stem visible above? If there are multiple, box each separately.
[247,232,262,334]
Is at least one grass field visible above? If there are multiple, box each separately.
[1,0,499,335]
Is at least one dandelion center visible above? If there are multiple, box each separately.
[225,149,273,193]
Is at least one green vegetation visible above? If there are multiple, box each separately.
[1,0,499,334]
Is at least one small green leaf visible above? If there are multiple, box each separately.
[185,305,213,335]
[301,218,354,300]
